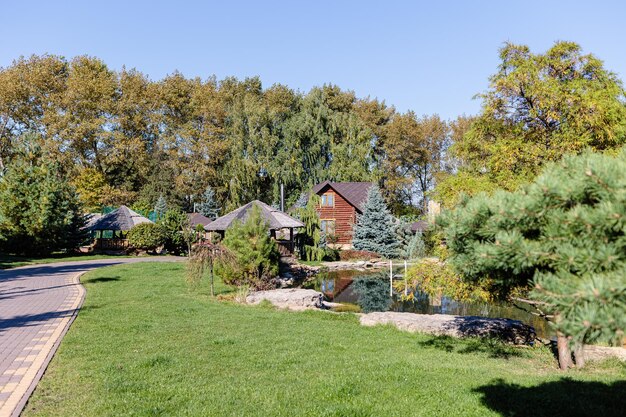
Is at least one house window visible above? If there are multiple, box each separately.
[320,193,334,207]
[320,219,336,235]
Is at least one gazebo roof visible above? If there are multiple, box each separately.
[187,212,212,228]
[88,205,152,231]
[205,200,304,231]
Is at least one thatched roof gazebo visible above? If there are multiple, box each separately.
[205,200,304,256]
[88,205,152,250]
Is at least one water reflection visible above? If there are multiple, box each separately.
[305,269,551,339]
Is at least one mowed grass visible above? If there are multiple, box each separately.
[0,253,134,269]
[24,263,626,416]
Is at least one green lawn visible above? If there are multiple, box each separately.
[0,253,136,269]
[24,263,625,416]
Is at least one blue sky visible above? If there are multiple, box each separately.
[1,1,625,119]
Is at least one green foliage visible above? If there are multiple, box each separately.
[154,194,167,220]
[294,194,326,261]
[218,205,280,289]
[0,135,86,255]
[159,209,189,255]
[402,259,491,303]
[127,223,168,252]
[196,185,220,220]
[439,41,626,206]
[405,231,426,260]
[439,149,626,346]
[352,185,400,258]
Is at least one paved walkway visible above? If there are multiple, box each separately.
[0,257,181,417]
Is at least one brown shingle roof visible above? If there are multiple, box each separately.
[311,181,373,213]
[187,212,212,228]
[205,200,304,231]
[88,206,152,231]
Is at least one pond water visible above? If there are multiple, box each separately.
[304,268,552,339]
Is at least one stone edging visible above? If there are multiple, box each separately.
[5,270,87,417]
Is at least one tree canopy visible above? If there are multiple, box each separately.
[436,41,626,207]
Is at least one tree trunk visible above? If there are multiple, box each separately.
[574,342,586,369]
[557,332,573,370]
[209,264,215,297]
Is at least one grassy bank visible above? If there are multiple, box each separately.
[24,263,625,416]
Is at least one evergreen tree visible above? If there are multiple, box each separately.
[439,148,626,369]
[217,204,280,289]
[154,194,167,220]
[352,185,400,258]
[0,135,86,255]
[196,185,220,220]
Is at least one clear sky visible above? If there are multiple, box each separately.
[1,0,625,119]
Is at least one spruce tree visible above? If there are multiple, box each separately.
[352,185,400,258]
[154,194,167,220]
[439,148,626,369]
[196,185,220,220]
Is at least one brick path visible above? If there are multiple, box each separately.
[0,257,181,417]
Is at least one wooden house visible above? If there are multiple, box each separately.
[310,181,373,249]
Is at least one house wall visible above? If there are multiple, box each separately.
[315,185,357,246]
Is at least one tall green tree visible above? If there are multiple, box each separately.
[0,135,86,255]
[352,185,399,258]
[439,41,626,206]
[439,148,626,369]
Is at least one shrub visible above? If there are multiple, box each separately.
[217,205,280,290]
[159,209,189,255]
[127,223,168,253]
[401,259,490,302]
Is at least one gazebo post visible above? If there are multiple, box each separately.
[289,227,294,252]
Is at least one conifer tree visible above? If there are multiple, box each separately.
[352,185,400,258]
[439,148,626,369]
[196,185,220,220]
[154,194,167,220]
[217,204,280,289]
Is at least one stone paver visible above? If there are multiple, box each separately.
[0,257,181,417]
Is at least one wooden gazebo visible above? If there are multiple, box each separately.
[205,200,304,256]
[88,205,152,250]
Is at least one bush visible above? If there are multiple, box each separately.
[159,209,189,255]
[127,223,168,253]
[217,205,280,290]
[402,259,490,302]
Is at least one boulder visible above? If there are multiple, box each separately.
[360,312,536,345]
[246,289,323,310]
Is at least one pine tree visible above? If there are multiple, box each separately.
[352,185,400,258]
[218,204,280,289]
[196,185,220,220]
[154,194,167,220]
[439,148,626,369]
[0,135,87,255]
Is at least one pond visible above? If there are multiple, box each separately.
[304,268,552,339]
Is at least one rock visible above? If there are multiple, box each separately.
[579,345,626,362]
[246,289,323,310]
[360,312,535,345]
